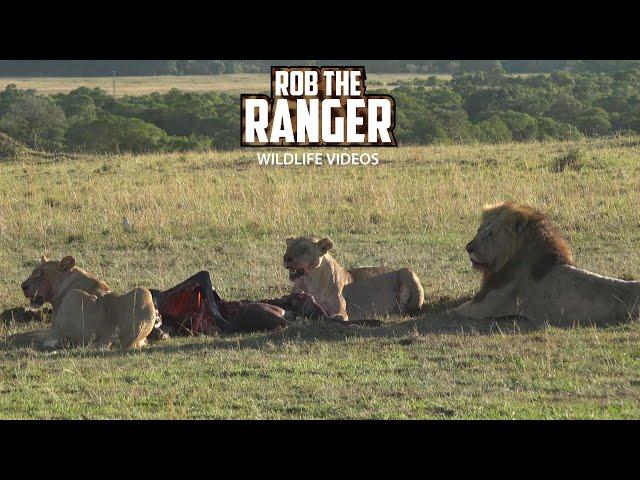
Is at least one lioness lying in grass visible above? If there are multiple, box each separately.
[283,236,424,321]
[18,255,156,349]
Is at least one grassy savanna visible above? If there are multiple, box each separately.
[0,137,639,418]
[0,73,450,96]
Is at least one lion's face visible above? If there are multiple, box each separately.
[465,212,527,275]
[283,236,334,281]
[21,255,76,309]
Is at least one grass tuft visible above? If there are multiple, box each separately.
[551,148,586,172]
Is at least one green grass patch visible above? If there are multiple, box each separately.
[1,137,639,418]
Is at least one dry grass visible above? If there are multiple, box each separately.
[0,137,639,418]
[0,73,449,96]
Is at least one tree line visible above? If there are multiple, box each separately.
[2,60,640,76]
[391,70,640,144]
[0,86,237,152]
[1,69,640,153]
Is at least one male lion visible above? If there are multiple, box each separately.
[451,202,640,326]
[19,255,156,348]
[283,236,424,321]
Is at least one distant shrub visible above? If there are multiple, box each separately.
[207,61,226,75]
[0,95,66,150]
[551,148,586,172]
[55,92,98,124]
[477,116,512,143]
[493,111,538,141]
[576,108,613,136]
[535,118,582,141]
[547,95,585,124]
[65,115,170,153]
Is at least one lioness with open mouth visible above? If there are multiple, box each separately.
[283,236,424,321]
[19,255,157,349]
[451,202,640,326]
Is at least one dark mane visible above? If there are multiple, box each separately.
[474,202,575,300]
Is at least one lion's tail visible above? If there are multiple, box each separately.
[398,268,425,314]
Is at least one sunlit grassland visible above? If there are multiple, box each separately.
[0,136,639,418]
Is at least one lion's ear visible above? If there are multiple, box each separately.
[40,255,48,264]
[317,237,334,253]
[285,236,295,247]
[59,255,76,271]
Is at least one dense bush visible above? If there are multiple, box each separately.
[0,85,232,153]
[0,95,66,149]
[2,69,640,152]
[65,115,171,153]
[383,69,640,145]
